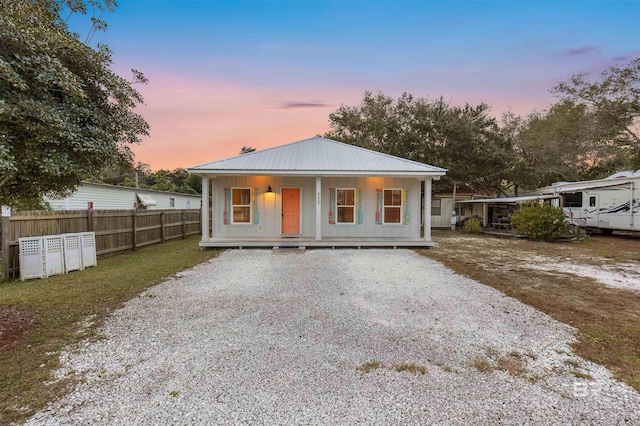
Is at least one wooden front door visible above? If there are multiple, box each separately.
[281,188,301,234]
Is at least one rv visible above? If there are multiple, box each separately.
[547,171,640,234]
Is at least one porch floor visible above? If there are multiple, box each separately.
[199,237,434,249]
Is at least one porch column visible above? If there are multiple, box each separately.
[315,176,322,240]
[201,176,209,241]
[423,178,432,241]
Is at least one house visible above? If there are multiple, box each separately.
[44,182,202,210]
[188,136,446,248]
[431,184,488,228]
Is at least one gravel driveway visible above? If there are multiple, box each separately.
[28,249,639,425]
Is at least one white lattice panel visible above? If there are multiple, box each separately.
[79,232,97,268]
[63,234,83,272]
[43,236,65,276]
[19,237,45,281]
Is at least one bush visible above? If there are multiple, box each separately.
[462,217,483,234]
[510,201,570,241]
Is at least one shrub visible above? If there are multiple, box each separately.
[510,201,570,241]
[462,217,483,234]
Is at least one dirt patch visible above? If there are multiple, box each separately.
[418,231,640,392]
[0,306,34,352]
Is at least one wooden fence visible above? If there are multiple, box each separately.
[1,209,201,281]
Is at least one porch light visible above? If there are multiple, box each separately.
[266,185,273,193]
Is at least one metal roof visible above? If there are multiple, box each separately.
[188,136,447,177]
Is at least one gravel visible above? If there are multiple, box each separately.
[27,249,640,425]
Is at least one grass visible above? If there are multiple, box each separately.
[0,236,221,425]
[356,360,427,375]
[418,230,640,392]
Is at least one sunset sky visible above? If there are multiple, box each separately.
[74,0,640,170]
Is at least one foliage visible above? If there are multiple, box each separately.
[553,58,640,169]
[510,201,570,241]
[0,0,149,209]
[91,162,201,194]
[506,101,624,189]
[462,217,483,234]
[325,91,513,195]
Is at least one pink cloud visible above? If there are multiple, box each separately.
[129,71,362,170]
[126,66,561,171]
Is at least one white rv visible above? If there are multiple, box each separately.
[547,171,640,234]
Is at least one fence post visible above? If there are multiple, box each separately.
[87,208,93,232]
[182,210,186,239]
[2,213,10,282]
[132,208,137,251]
[160,212,165,242]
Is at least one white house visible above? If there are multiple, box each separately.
[188,136,446,248]
[44,182,202,210]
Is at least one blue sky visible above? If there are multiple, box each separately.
[71,0,640,169]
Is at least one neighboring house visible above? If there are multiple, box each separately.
[188,136,446,248]
[431,184,488,228]
[44,182,202,210]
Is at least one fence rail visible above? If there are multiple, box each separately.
[1,208,201,281]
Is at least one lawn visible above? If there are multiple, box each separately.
[0,236,221,425]
[418,230,640,393]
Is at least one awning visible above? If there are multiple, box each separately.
[552,180,631,193]
[136,193,157,207]
[457,195,559,204]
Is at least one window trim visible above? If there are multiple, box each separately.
[432,198,442,216]
[231,187,252,225]
[383,188,403,224]
[335,188,356,224]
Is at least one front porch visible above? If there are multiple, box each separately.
[199,236,435,249]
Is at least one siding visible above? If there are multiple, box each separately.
[213,176,423,239]
[44,183,201,211]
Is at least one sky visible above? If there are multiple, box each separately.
[72,0,640,170]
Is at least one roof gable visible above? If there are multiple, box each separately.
[189,136,446,177]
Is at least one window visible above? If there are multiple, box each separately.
[336,189,355,223]
[431,198,442,216]
[169,198,175,208]
[383,189,402,223]
[232,188,251,223]
[562,192,582,208]
[589,196,597,207]
[454,202,464,217]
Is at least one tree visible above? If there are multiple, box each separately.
[325,91,513,194]
[0,0,149,208]
[553,58,640,169]
[510,201,570,241]
[507,101,625,189]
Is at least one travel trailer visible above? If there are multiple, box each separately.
[548,171,640,234]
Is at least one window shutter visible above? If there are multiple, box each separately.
[375,189,382,224]
[357,188,363,224]
[328,188,336,224]
[403,188,409,224]
[223,188,230,225]
[252,188,259,224]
